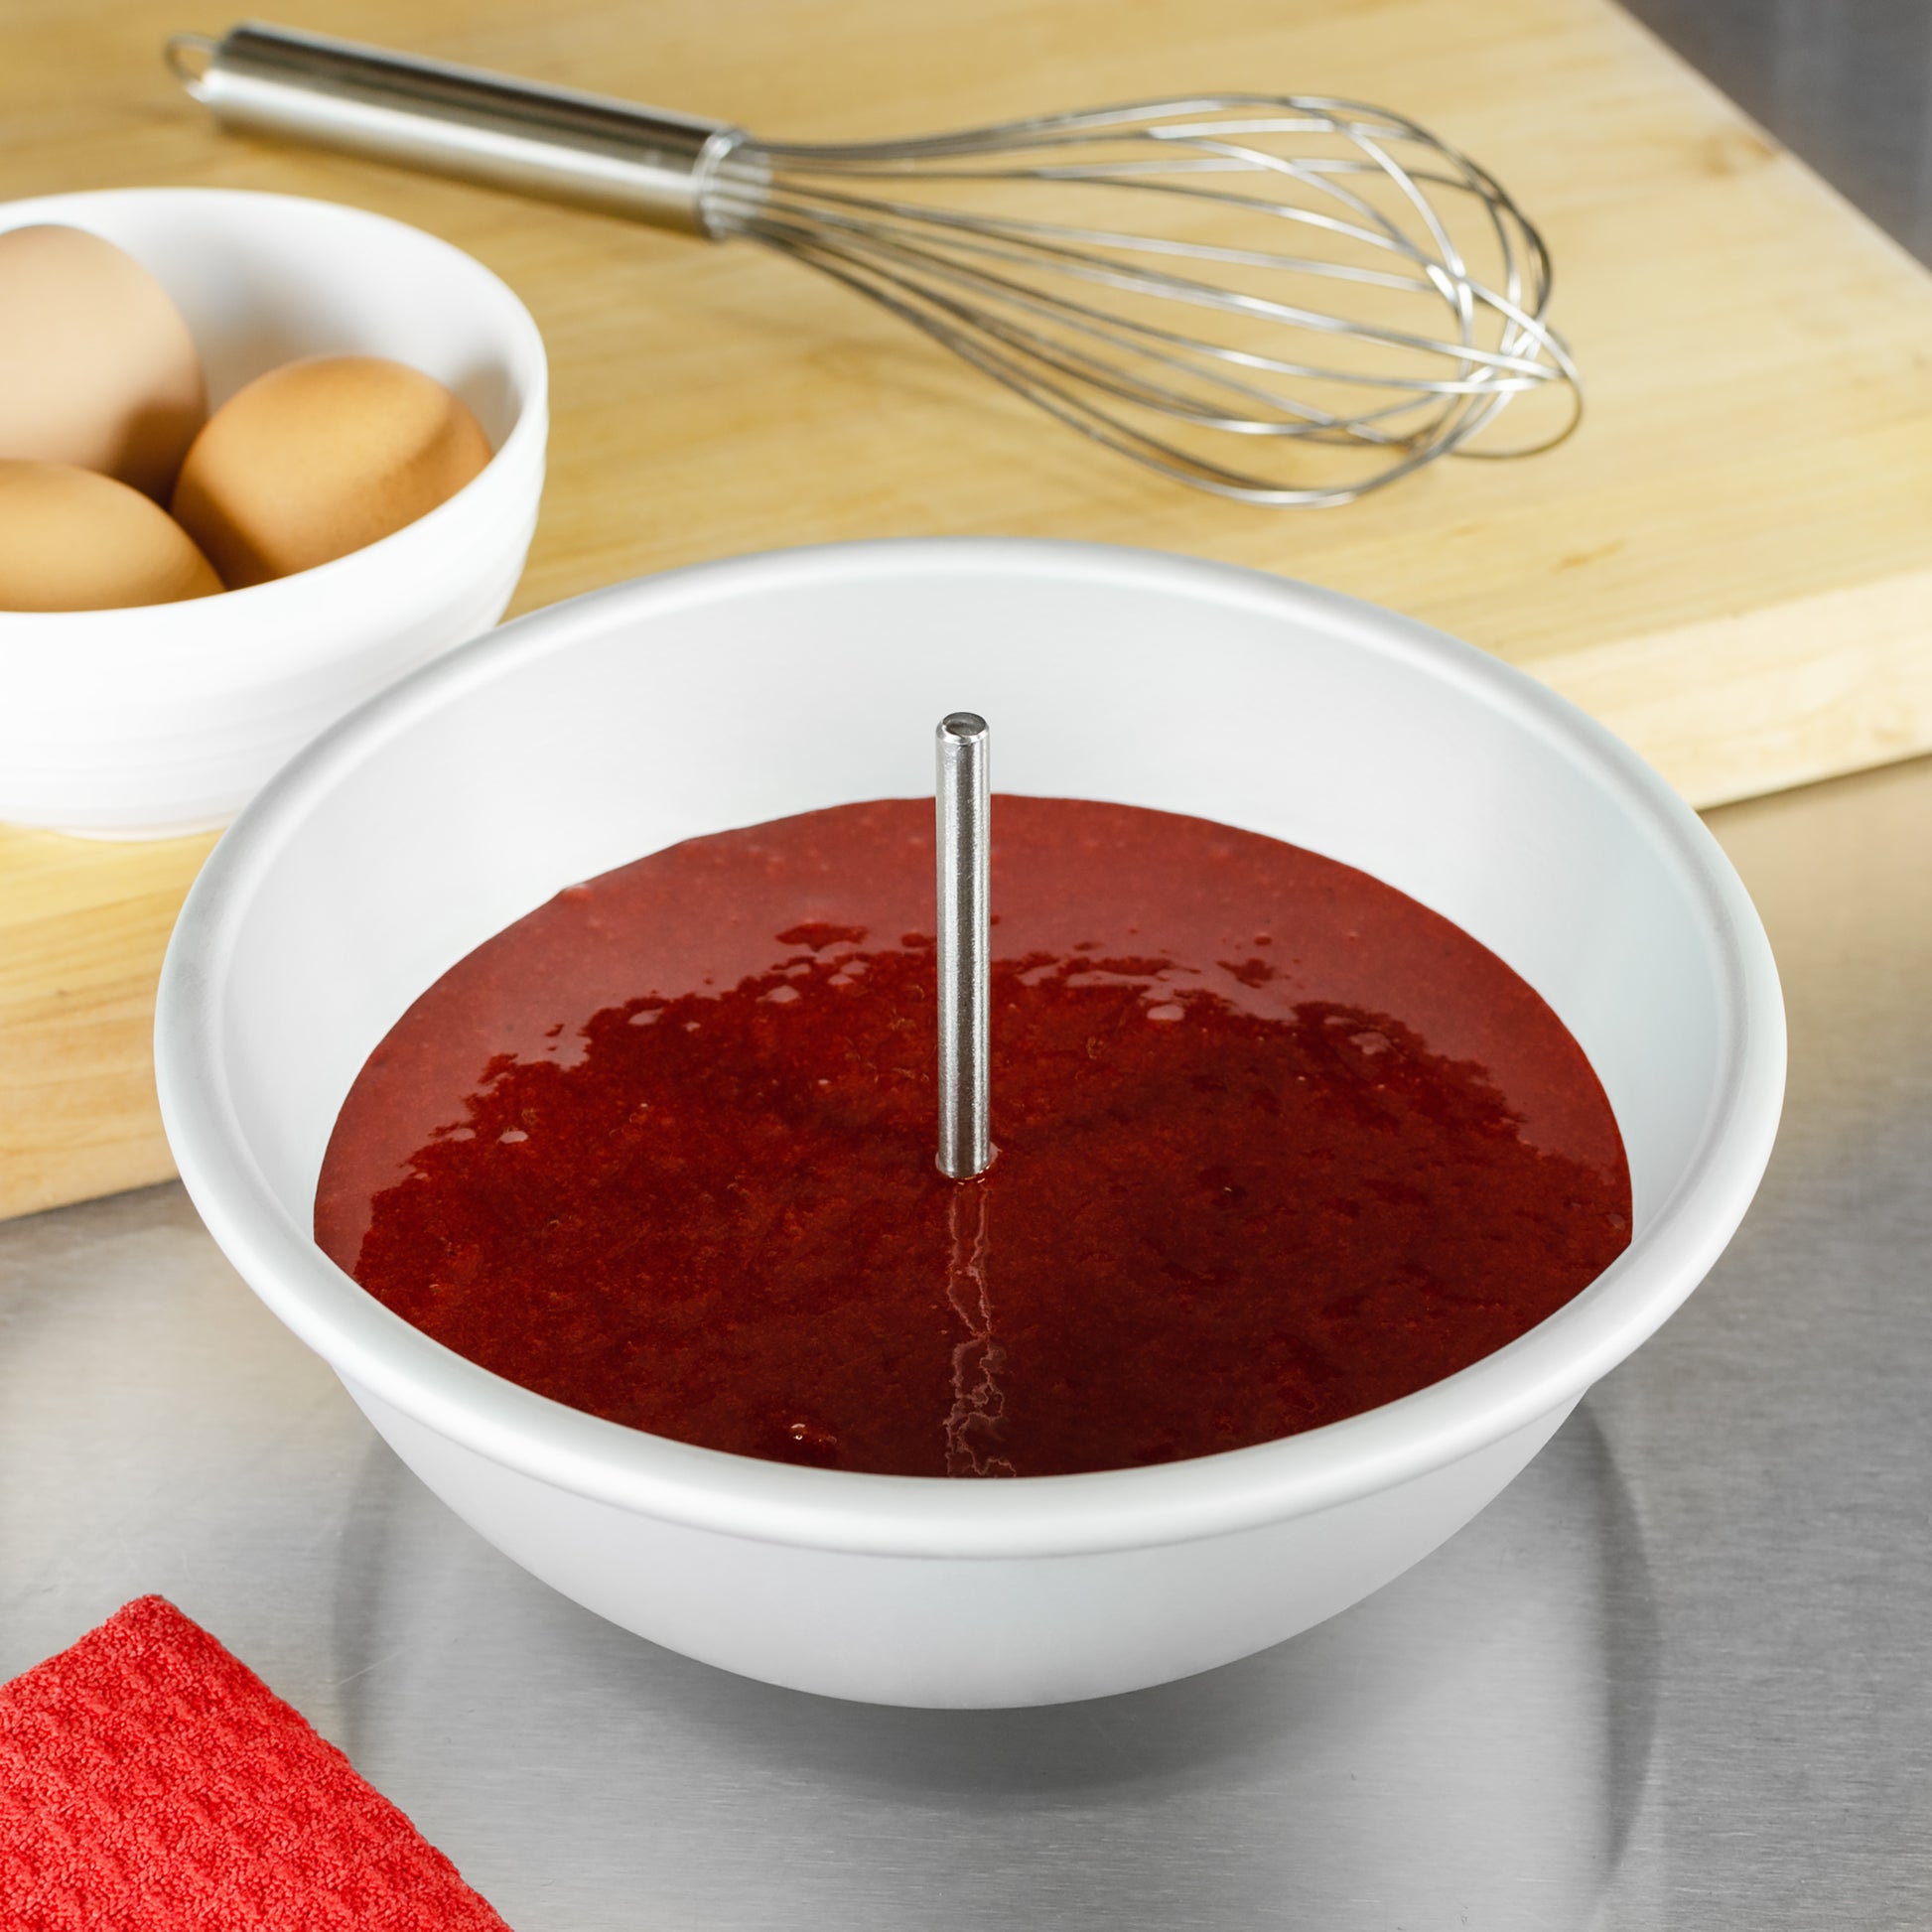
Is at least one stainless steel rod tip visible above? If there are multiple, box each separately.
[935,712,992,1181]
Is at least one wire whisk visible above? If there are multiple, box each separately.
[169,26,1580,506]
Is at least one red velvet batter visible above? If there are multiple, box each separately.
[317,797,1629,1478]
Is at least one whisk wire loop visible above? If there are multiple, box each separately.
[710,93,1579,501]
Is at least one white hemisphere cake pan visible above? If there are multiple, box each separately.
[154,538,1785,1707]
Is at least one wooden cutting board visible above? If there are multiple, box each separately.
[6,0,1932,1222]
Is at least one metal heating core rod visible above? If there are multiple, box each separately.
[935,713,992,1180]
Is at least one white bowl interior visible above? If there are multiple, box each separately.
[216,546,1732,1249]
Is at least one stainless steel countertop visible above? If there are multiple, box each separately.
[4,747,1929,1930]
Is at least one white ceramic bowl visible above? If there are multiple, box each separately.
[155,539,1785,1707]
[0,188,546,838]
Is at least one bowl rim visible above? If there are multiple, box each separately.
[0,186,548,645]
[156,536,1786,1560]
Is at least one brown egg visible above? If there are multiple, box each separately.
[0,460,223,612]
[0,225,207,500]
[171,355,493,588]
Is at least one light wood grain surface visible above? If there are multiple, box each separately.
[5,0,1932,1220]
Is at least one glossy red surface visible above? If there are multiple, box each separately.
[317,797,1629,1477]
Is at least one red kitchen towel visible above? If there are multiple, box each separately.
[0,1594,511,1930]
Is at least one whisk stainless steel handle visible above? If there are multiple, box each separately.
[165,23,742,234]
[167,22,1580,506]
